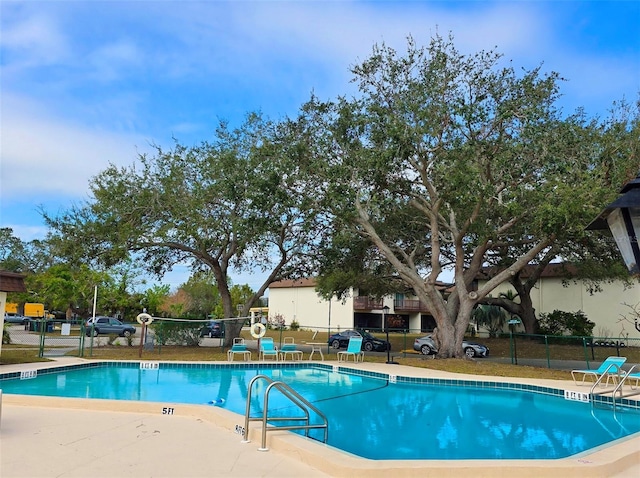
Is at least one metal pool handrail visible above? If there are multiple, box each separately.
[589,362,625,397]
[610,364,640,406]
[241,374,328,451]
[590,362,640,411]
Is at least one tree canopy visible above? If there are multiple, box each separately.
[44,114,326,344]
[300,35,639,356]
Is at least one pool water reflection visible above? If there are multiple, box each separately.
[2,362,639,460]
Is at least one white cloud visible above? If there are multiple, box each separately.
[158,1,548,104]
[1,2,637,235]
[91,1,537,94]
[0,11,70,69]
[5,224,50,243]
[229,1,542,63]
[0,0,636,293]
[0,94,150,201]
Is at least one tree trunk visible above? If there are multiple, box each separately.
[434,322,456,358]
[510,278,538,334]
[224,319,247,347]
[207,260,238,347]
[433,299,474,358]
[518,295,538,334]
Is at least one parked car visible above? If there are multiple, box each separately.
[85,317,136,337]
[328,329,391,352]
[413,335,489,358]
[4,313,29,324]
[199,320,223,338]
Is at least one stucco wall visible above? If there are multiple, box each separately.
[480,278,640,339]
[269,276,640,339]
[267,285,354,331]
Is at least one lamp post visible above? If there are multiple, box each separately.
[382,305,397,364]
[587,172,640,275]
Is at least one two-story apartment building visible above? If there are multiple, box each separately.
[268,278,448,333]
[267,267,640,339]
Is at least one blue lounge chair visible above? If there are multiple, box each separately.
[279,337,304,361]
[625,372,640,389]
[571,356,627,386]
[621,364,640,390]
[259,337,279,361]
[227,338,251,362]
[337,336,364,362]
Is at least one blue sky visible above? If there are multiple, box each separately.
[1,0,639,290]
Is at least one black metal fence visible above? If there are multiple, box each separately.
[3,319,639,369]
[258,326,640,369]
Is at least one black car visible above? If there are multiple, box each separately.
[328,329,391,352]
[199,320,223,338]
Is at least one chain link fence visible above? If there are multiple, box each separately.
[4,319,639,368]
[3,319,85,358]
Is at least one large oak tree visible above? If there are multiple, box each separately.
[301,35,639,357]
[45,115,325,345]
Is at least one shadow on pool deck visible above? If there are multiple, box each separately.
[1,357,639,478]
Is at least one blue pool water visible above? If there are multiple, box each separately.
[2,362,639,460]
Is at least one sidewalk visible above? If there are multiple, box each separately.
[1,400,328,478]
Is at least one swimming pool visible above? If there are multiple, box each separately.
[2,361,639,460]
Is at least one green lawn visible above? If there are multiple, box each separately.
[2,329,637,383]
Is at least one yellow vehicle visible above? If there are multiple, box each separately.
[24,303,47,318]
[6,302,18,315]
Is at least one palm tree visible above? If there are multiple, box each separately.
[473,303,508,338]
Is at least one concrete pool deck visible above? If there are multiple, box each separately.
[1,357,639,478]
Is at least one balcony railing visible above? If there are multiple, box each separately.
[353,297,384,310]
[393,299,429,312]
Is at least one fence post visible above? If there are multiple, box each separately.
[544,335,550,368]
[89,323,94,357]
[582,337,590,369]
[78,325,84,357]
[138,322,146,358]
[402,330,407,358]
[509,331,515,364]
[38,318,46,358]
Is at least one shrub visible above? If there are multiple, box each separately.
[538,310,595,337]
[268,313,286,330]
[151,320,202,346]
[2,326,11,345]
[290,320,300,331]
